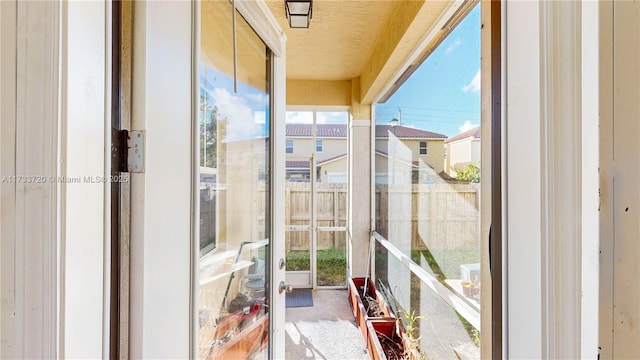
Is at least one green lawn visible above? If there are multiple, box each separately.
[286,247,346,286]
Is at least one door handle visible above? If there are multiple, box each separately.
[279,281,293,294]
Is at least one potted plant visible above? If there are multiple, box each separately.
[348,277,394,341]
[365,310,428,360]
[366,319,405,360]
[397,309,427,360]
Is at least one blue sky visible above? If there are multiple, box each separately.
[200,63,270,142]
[375,5,481,138]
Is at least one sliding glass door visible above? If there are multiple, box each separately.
[197,2,272,358]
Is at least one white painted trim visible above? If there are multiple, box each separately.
[370,105,376,235]
[60,1,108,357]
[580,1,600,358]
[270,45,287,360]
[190,2,199,359]
[540,1,585,357]
[1,2,19,358]
[129,2,192,358]
[373,233,481,329]
[597,1,614,357]
[505,1,600,358]
[1,1,60,358]
[103,2,113,358]
[235,0,285,57]
[500,1,508,357]
[504,1,543,358]
[287,105,351,112]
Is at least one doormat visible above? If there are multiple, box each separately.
[286,288,313,308]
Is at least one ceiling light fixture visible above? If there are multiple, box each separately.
[285,0,312,28]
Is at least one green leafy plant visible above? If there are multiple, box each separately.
[398,309,428,360]
[454,163,480,183]
[400,309,427,341]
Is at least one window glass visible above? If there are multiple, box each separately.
[198,2,270,359]
[419,141,428,155]
[286,139,294,154]
[373,4,481,357]
[316,139,323,152]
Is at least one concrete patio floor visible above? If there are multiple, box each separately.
[285,289,369,360]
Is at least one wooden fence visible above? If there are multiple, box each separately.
[285,182,347,252]
[201,182,479,253]
[375,183,480,250]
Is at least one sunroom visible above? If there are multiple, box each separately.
[2,0,639,359]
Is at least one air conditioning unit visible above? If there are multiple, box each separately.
[460,263,480,282]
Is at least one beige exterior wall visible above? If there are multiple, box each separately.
[375,138,445,174]
[318,157,348,183]
[286,79,351,106]
[446,138,481,176]
[288,137,347,161]
[373,153,414,184]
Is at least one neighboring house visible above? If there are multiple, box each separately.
[375,125,447,181]
[286,124,447,183]
[285,124,348,182]
[444,126,481,176]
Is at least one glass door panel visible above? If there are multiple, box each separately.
[284,155,313,288]
[285,110,349,288]
[198,1,271,359]
[284,230,312,286]
[372,4,482,357]
[314,111,348,287]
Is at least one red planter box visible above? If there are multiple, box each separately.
[366,319,404,360]
[348,277,394,344]
[206,315,268,360]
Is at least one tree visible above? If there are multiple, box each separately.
[455,163,480,183]
[200,96,227,168]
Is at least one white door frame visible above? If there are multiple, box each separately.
[284,154,315,288]
[504,1,600,358]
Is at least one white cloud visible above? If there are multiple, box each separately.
[445,38,461,55]
[254,111,266,124]
[459,120,478,133]
[210,87,258,141]
[286,111,313,124]
[316,111,348,124]
[462,69,481,93]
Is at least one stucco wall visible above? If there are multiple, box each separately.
[318,157,347,183]
[288,137,347,161]
[446,138,481,175]
[375,138,445,174]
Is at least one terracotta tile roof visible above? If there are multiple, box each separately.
[286,154,347,168]
[286,160,310,168]
[286,124,347,137]
[444,126,481,143]
[375,125,447,139]
[317,153,347,165]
